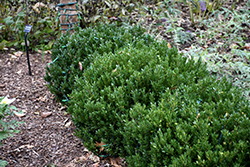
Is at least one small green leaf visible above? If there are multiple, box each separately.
[0,159,8,167]
[0,40,7,50]
[9,106,17,110]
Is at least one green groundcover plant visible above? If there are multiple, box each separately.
[0,97,24,166]
[44,23,155,103]
[68,39,250,165]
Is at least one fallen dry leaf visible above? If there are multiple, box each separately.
[32,2,46,14]
[11,54,17,59]
[245,43,250,49]
[46,50,52,54]
[65,121,72,127]
[34,2,45,8]
[79,62,83,71]
[19,144,34,149]
[59,105,67,111]
[16,70,22,74]
[21,41,29,46]
[230,43,238,49]
[83,148,89,152]
[92,162,99,167]
[95,141,106,153]
[38,95,47,102]
[64,162,77,167]
[40,112,52,118]
[33,111,40,115]
[170,86,177,90]
[88,153,100,162]
[217,42,224,45]
[158,25,163,30]
[14,51,23,57]
[73,155,89,163]
[37,49,42,54]
[14,110,27,118]
[167,42,172,48]
[64,118,69,124]
[108,157,123,167]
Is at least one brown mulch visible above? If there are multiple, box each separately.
[0,50,120,167]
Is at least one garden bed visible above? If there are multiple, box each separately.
[0,51,120,167]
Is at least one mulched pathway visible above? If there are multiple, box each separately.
[0,51,118,167]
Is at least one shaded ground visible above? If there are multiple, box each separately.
[0,51,120,167]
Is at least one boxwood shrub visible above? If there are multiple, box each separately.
[68,39,250,165]
[68,40,214,157]
[56,26,250,166]
[44,23,154,102]
[123,82,250,166]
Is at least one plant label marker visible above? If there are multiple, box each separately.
[24,25,32,76]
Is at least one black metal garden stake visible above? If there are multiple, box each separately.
[24,25,32,76]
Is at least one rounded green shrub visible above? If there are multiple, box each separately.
[68,40,211,157]
[123,81,250,166]
[44,23,154,102]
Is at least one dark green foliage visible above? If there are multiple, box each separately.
[44,23,154,102]
[68,38,250,165]
[68,40,213,157]
[123,82,250,166]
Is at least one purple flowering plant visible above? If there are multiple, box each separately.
[186,0,224,24]
[161,18,168,22]
[199,1,206,12]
